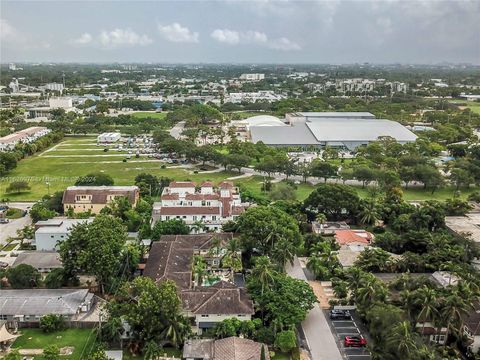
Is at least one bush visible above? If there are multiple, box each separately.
[274,330,297,353]
[468,191,480,203]
[7,264,41,288]
[40,314,66,333]
[44,268,66,289]
[43,345,60,360]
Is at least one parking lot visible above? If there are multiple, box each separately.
[326,311,371,360]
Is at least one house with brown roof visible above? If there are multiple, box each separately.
[62,186,139,214]
[152,181,249,233]
[143,233,253,334]
[334,229,374,246]
[183,337,270,360]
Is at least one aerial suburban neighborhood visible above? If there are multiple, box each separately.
[0,1,479,360]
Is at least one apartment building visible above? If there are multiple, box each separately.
[0,127,51,151]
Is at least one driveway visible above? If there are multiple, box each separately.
[0,215,31,245]
[286,257,343,360]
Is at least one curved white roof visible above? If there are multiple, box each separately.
[236,115,286,127]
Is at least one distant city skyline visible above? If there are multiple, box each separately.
[1,0,479,64]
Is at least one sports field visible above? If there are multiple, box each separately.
[130,111,168,119]
[0,136,477,202]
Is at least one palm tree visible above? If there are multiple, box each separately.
[414,286,439,337]
[192,255,207,286]
[251,256,277,295]
[222,238,242,272]
[315,213,327,232]
[272,237,296,269]
[400,289,416,321]
[160,314,191,348]
[358,199,379,225]
[440,290,473,343]
[386,321,419,358]
[306,255,330,280]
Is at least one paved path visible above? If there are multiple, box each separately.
[170,121,186,139]
[286,257,343,360]
[0,214,31,245]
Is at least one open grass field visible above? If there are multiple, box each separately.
[1,136,478,202]
[130,111,168,120]
[11,328,96,360]
[449,100,480,115]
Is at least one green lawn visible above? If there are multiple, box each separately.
[449,100,480,115]
[12,328,96,360]
[130,112,168,120]
[2,242,17,251]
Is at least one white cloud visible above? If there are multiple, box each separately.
[69,29,152,48]
[268,37,301,51]
[211,29,241,45]
[211,28,300,51]
[158,23,199,43]
[99,28,153,48]
[0,18,24,42]
[71,33,92,45]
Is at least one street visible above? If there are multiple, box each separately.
[286,257,343,360]
[0,202,34,245]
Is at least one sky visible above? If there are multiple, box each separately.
[1,0,479,64]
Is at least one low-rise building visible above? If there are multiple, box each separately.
[312,221,350,235]
[446,212,480,247]
[0,289,94,323]
[34,218,94,251]
[144,234,254,334]
[183,337,270,360]
[463,301,480,353]
[62,185,139,214]
[97,132,122,143]
[12,251,62,272]
[0,127,51,151]
[152,181,249,233]
[334,229,374,246]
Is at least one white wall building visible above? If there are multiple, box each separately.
[152,181,249,232]
[239,73,265,81]
[48,97,73,109]
[0,127,51,151]
[97,132,122,143]
[34,218,94,251]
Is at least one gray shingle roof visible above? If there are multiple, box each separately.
[0,289,90,316]
[12,251,62,270]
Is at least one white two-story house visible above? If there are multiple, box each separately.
[152,181,249,233]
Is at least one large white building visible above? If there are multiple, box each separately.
[250,112,417,151]
[225,91,284,104]
[152,181,249,233]
[239,73,265,81]
[34,218,94,251]
[97,132,122,143]
[0,127,51,151]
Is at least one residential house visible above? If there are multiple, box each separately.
[62,185,139,214]
[143,233,254,334]
[334,229,374,247]
[312,221,350,235]
[0,289,94,324]
[183,337,270,360]
[34,217,94,251]
[152,181,249,233]
[12,251,62,272]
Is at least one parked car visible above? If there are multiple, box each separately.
[344,336,367,347]
[0,218,10,224]
[329,310,351,320]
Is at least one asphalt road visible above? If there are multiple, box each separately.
[286,257,343,360]
[0,202,34,245]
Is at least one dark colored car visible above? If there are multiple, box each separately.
[329,309,351,320]
[344,336,367,347]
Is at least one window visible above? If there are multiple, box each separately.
[193,216,197,221]
[201,201,206,206]
[431,335,445,343]
[212,216,217,221]
[201,314,209,318]
[165,216,170,220]
[0,315,7,320]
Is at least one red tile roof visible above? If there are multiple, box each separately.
[161,193,179,200]
[201,181,214,187]
[334,230,373,246]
